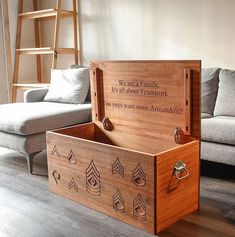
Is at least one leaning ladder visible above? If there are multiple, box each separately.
[12,0,79,102]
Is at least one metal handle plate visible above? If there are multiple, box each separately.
[174,160,189,180]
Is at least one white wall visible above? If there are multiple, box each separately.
[40,0,76,82]
[80,0,235,69]
[3,0,235,97]
[8,0,36,83]
[7,0,36,101]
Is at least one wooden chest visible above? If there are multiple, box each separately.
[46,60,201,234]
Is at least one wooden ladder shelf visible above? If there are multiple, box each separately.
[12,0,79,102]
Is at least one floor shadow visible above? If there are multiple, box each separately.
[201,160,235,180]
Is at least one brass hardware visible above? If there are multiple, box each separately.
[102,116,113,131]
[174,160,189,180]
[174,127,183,144]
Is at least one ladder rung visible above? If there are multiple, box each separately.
[16,47,76,55]
[13,83,50,89]
[19,9,74,20]
[17,47,54,55]
[57,48,76,54]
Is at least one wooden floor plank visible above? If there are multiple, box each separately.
[0,148,235,237]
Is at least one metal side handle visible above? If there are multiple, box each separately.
[174,160,189,180]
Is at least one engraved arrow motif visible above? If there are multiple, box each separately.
[113,188,125,213]
[133,193,146,221]
[86,160,101,196]
[68,177,79,192]
[67,150,77,164]
[52,170,60,184]
[51,145,60,157]
[132,163,146,187]
[112,158,124,177]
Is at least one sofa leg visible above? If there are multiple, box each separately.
[25,152,40,175]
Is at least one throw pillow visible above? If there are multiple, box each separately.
[44,67,89,104]
[214,69,235,116]
[71,64,91,101]
[201,68,221,115]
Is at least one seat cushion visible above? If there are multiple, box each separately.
[201,141,235,166]
[214,69,235,116]
[0,131,46,155]
[0,102,91,135]
[201,68,220,115]
[202,116,235,145]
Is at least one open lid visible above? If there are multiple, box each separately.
[89,60,201,145]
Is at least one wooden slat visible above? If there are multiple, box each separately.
[19,9,74,20]
[13,83,50,90]
[12,0,23,102]
[16,47,75,55]
[52,0,62,69]
[57,48,75,54]
[17,47,54,55]
[1,0,13,101]
[72,0,79,64]
[12,83,49,89]
[33,0,42,83]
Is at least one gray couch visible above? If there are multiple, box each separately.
[201,68,235,166]
[0,88,91,173]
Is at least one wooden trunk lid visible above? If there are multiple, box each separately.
[89,60,201,150]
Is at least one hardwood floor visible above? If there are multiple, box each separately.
[0,148,234,237]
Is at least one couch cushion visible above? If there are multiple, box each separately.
[71,64,91,101]
[201,68,220,115]
[214,69,235,116]
[44,68,90,104]
[201,141,235,166]
[202,116,235,145]
[0,102,91,135]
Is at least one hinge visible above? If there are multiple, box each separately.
[174,127,184,144]
[102,116,113,131]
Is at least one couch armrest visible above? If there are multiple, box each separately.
[24,88,49,103]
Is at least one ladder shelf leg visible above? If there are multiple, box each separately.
[52,0,62,69]
[33,0,42,83]
[73,0,79,65]
[12,0,23,102]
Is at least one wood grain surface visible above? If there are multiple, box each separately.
[90,60,201,143]
[156,141,200,232]
[47,131,155,233]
